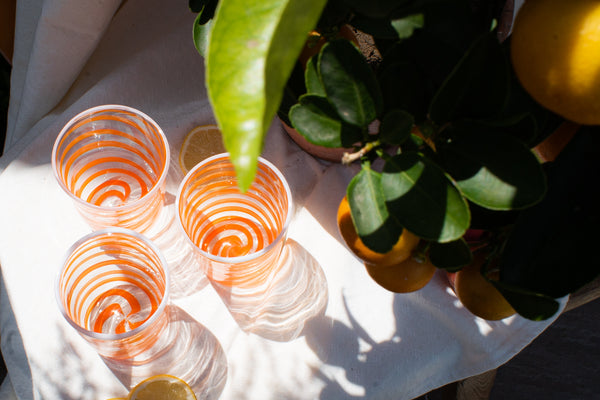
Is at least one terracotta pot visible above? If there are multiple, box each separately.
[280,119,352,163]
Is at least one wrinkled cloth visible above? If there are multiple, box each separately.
[0,0,560,399]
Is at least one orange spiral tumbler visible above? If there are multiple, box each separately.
[176,153,292,290]
[52,105,170,232]
[56,228,170,360]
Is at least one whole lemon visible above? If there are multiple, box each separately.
[511,0,600,125]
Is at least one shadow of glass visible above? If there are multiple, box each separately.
[102,305,227,400]
[211,238,329,342]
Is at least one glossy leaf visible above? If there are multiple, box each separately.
[438,124,547,210]
[379,109,413,145]
[319,40,382,127]
[382,152,470,242]
[206,0,328,190]
[352,13,424,39]
[289,95,346,147]
[499,127,600,299]
[491,280,560,321]
[347,167,402,253]
[305,56,326,96]
[429,238,472,272]
[429,31,510,124]
[192,13,213,57]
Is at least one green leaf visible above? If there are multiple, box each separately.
[499,127,600,298]
[305,56,326,96]
[429,238,472,272]
[379,109,413,145]
[382,152,470,242]
[391,14,424,39]
[351,13,423,39]
[429,31,510,124]
[206,0,328,190]
[192,13,213,57]
[347,167,402,253]
[319,39,382,127]
[491,280,560,321]
[438,124,547,210]
[289,95,354,148]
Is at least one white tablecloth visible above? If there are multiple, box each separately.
[0,0,561,399]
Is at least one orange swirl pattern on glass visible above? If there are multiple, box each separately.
[57,228,169,359]
[177,154,292,288]
[52,105,169,232]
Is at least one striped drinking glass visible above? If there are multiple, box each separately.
[52,105,170,232]
[176,153,292,291]
[56,228,170,360]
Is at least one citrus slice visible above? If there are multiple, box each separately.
[128,375,197,400]
[179,124,226,173]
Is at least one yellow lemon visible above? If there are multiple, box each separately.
[128,375,196,400]
[179,124,226,173]
[511,0,600,125]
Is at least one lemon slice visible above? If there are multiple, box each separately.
[179,124,226,173]
[128,375,197,400]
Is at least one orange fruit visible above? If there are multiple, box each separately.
[127,375,196,400]
[337,196,420,267]
[453,252,516,321]
[511,0,600,125]
[179,124,226,173]
[365,252,436,293]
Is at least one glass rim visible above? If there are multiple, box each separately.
[51,104,171,212]
[55,227,171,341]
[175,152,293,264]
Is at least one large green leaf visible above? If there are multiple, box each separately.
[206,0,328,190]
[438,124,547,210]
[382,152,470,242]
[289,95,361,148]
[499,127,600,299]
[491,280,560,321]
[347,166,402,253]
[318,39,382,127]
[429,238,472,272]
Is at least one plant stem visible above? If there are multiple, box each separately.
[342,140,380,165]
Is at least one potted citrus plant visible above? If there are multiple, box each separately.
[189,0,600,321]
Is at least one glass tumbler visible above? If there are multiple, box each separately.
[52,105,170,232]
[176,153,292,291]
[56,228,170,360]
